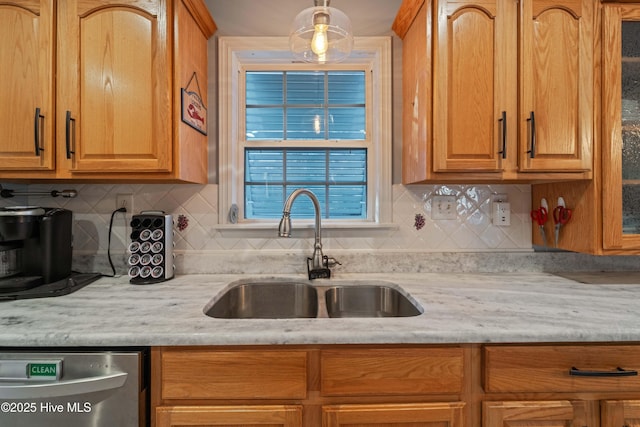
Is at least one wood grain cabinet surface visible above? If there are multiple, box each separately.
[159,349,308,400]
[152,346,467,427]
[393,0,594,183]
[152,343,640,427]
[483,344,640,427]
[156,405,303,427]
[483,400,595,427]
[323,402,465,427]
[532,2,640,254]
[483,345,640,393]
[0,0,55,171]
[320,347,464,396]
[0,0,215,183]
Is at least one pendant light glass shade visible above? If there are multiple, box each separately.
[289,0,353,63]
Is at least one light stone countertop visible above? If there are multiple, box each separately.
[1,272,639,347]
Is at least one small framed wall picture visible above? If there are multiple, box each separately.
[181,72,207,135]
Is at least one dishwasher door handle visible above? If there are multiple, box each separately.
[0,372,128,399]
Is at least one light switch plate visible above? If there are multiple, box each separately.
[432,195,457,220]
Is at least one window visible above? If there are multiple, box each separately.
[219,37,392,228]
[245,70,367,219]
[245,148,367,219]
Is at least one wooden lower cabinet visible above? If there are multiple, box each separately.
[601,400,640,427]
[156,403,464,427]
[156,405,303,426]
[323,402,464,427]
[483,345,640,427]
[484,400,640,427]
[152,346,468,427]
[152,344,640,427]
[483,401,595,427]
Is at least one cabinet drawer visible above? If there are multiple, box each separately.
[156,405,303,426]
[161,350,307,400]
[321,347,464,396]
[323,402,465,426]
[484,345,640,393]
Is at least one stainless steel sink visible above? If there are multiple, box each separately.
[204,281,318,319]
[324,285,422,318]
[204,279,422,319]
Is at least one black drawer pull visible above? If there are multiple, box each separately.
[569,367,638,377]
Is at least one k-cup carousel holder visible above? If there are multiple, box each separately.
[127,212,174,284]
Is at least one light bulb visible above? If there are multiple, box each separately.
[311,23,328,56]
[311,10,330,57]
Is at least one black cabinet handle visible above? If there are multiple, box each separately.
[65,110,76,159]
[34,107,45,155]
[526,111,536,158]
[569,367,638,377]
[498,111,507,159]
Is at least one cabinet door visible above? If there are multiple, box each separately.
[483,401,591,427]
[602,5,640,250]
[401,0,431,184]
[57,0,172,174]
[0,0,54,170]
[323,402,464,427]
[432,0,516,173]
[518,0,593,173]
[156,405,303,427]
[601,400,640,427]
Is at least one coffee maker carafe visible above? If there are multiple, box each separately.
[0,207,73,291]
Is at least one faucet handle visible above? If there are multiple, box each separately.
[325,257,341,268]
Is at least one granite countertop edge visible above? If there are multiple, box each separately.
[2,272,640,347]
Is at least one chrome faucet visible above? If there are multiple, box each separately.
[278,189,340,279]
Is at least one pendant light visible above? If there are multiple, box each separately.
[289,0,353,63]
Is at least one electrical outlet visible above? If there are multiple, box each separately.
[116,194,134,213]
[492,201,511,226]
[432,195,457,220]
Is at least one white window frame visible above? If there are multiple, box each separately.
[218,36,392,231]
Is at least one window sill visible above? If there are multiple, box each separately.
[215,222,398,239]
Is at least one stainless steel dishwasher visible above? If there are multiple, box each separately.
[0,349,148,427]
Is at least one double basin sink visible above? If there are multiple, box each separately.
[204,278,423,319]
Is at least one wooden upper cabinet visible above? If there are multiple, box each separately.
[400,0,431,184]
[432,0,513,174]
[0,0,54,171]
[394,0,594,182]
[518,0,594,173]
[57,0,172,174]
[531,2,640,255]
[602,4,640,251]
[0,0,215,182]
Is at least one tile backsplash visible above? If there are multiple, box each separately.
[1,183,532,263]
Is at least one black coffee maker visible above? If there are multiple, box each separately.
[0,207,73,292]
